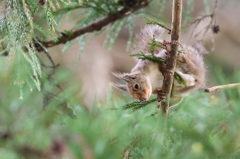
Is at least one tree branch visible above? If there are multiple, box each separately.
[158,0,182,114]
[35,0,151,52]
[205,83,240,93]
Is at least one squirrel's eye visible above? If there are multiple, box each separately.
[134,84,139,89]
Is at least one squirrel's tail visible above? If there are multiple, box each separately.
[134,25,165,55]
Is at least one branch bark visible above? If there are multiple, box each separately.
[205,83,240,93]
[35,0,151,52]
[159,0,182,114]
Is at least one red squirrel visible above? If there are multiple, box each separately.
[113,25,206,103]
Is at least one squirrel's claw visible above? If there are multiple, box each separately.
[156,90,165,102]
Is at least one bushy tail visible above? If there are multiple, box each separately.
[134,25,165,55]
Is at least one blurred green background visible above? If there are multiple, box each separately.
[0,0,240,158]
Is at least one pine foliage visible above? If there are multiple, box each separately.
[1,67,240,158]
[0,0,145,96]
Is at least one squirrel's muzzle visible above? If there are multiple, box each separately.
[140,97,147,102]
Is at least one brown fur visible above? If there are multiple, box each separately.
[113,25,206,102]
[134,25,165,55]
[174,45,206,94]
[113,73,152,101]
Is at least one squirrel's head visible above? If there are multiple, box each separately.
[113,73,152,102]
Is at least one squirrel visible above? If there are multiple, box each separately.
[113,25,206,104]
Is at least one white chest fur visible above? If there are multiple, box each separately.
[147,64,163,91]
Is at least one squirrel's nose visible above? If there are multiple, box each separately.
[140,98,147,102]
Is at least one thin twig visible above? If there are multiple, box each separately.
[37,54,60,68]
[124,149,130,159]
[191,0,219,38]
[42,50,58,80]
[35,0,151,52]
[37,49,64,108]
[123,136,142,159]
[205,83,240,93]
[190,0,219,53]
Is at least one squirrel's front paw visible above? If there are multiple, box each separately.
[156,90,166,102]
[153,88,161,95]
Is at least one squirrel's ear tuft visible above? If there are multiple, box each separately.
[113,83,127,92]
[112,72,124,80]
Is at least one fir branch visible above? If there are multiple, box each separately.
[33,23,57,42]
[126,16,136,51]
[44,2,57,31]
[35,0,152,52]
[174,72,187,88]
[149,35,165,54]
[122,98,157,112]
[77,34,87,64]
[140,14,171,33]
[130,51,165,63]
[22,0,34,43]
[130,35,165,63]
[104,19,125,49]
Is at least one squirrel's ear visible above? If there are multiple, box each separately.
[112,72,135,82]
[113,83,127,92]
[122,74,136,82]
